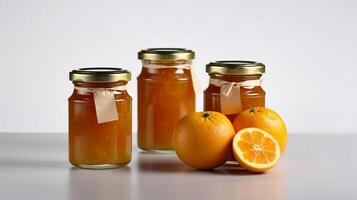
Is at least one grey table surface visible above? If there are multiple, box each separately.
[0,133,356,200]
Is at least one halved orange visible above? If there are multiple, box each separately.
[232,128,281,172]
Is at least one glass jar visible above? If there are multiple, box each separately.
[68,68,132,169]
[137,48,197,151]
[204,61,265,121]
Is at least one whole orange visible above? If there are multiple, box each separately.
[173,111,235,169]
[233,107,288,152]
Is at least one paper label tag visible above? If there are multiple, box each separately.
[220,85,242,115]
[93,90,118,124]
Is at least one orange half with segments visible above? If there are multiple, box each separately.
[233,128,281,172]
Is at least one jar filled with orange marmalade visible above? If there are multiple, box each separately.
[137,48,197,151]
[69,68,132,169]
[204,61,265,121]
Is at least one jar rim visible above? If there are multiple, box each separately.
[138,48,195,61]
[69,67,131,83]
[206,60,265,75]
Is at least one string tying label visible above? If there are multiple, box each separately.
[74,86,126,124]
[209,79,261,115]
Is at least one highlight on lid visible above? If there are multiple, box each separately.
[69,67,131,83]
[206,60,265,75]
[138,48,195,61]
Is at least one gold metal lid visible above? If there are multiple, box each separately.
[206,60,265,75]
[69,67,131,83]
[138,48,195,61]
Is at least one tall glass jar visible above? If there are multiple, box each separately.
[204,61,265,121]
[137,48,196,151]
[68,68,132,169]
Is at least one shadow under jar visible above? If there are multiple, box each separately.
[204,61,266,122]
[68,68,132,169]
[137,48,196,151]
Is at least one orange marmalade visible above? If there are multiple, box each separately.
[69,68,132,169]
[137,48,196,151]
[204,61,265,121]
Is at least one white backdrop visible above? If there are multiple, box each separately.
[0,0,356,134]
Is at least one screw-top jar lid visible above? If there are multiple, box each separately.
[138,48,195,61]
[69,67,131,83]
[206,60,265,75]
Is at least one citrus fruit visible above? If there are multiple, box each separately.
[233,107,287,152]
[233,128,281,172]
[173,111,235,169]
